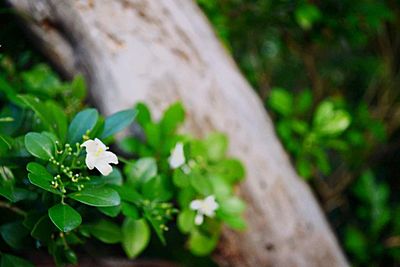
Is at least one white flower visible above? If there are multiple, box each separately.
[190,195,219,225]
[168,142,185,169]
[81,138,118,176]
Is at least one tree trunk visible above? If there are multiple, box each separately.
[7,0,348,266]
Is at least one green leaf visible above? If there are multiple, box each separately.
[98,205,121,218]
[48,204,82,232]
[188,230,218,256]
[135,102,152,126]
[87,220,122,244]
[121,202,140,219]
[219,196,246,215]
[45,101,68,142]
[221,214,246,230]
[17,95,49,127]
[312,148,331,175]
[0,187,36,203]
[313,101,351,136]
[27,162,61,194]
[0,135,13,156]
[178,188,196,208]
[111,185,142,204]
[295,4,321,30]
[267,88,293,116]
[102,168,123,186]
[101,109,137,139]
[125,158,157,186]
[205,133,228,161]
[0,185,13,202]
[144,123,160,149]
[190,173,212,195]
[177,209,195,233]
[142,175,172,201]
[143,210,167,244]
[122,218,150,259]
[0,221,29,249]
[344,226,368,262]
[71,75,87,100]
[173,169,190,188]
[209,174,232,199]
[296,157,313,180]
[31,215,54,243]
[24,132,54,160]
[18,95,67,139]
[290,119,309,135]
[21,64,62,96]
[296,89,313,114]
[0,75,21,105]
[68,187,120,207]
[64,249,78,265]
[67,108,99,144]
[160,102,185,135]
[1,254,34,267]
[213,159,245,183]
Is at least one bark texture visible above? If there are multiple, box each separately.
[8,0,348,266]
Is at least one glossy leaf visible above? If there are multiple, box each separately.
[188,230,218,256]
[205,133,228,161]
[67,108,98,144]
[48,204,82,232]
[27,162,61,194]
[121,202,140,219]
[87,220,122,244]
[98,205,121,218]
[267,88,293,116]
[0,221,29,249]
[101,109,137,139]
[160,102,185,135]
[313,101,351,136]
[0,254,34,267]
[177,209,195,233]
[122,218,150,259]
[68,187,120,207]
[125,158,157,185]
[24,132,54,160]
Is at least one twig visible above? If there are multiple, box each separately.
[0,200,27,216]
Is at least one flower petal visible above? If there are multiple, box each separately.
[85,154,96,170]
[94,138,107,150]
[81,139,98,153]
[203,209,216,217]
[96,162,113,176]
[194,214,204,225]
[100,151,118,164]
[190,200,202,210]
[168,143,185,169]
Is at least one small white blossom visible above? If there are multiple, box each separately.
[81,138,118,176]
[168,142,185,169]
[181,164,191,174]
[190,195,219,225]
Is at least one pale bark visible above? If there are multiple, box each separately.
[8,0,348,266]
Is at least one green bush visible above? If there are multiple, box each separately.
[0,58,245,266]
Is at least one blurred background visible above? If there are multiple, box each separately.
[196,0,400,266]
[1,0,400,266]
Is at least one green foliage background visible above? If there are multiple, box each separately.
[1,0,400,266]
[198,0,400,266]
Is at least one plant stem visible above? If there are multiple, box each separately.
[0,200,27,216]
[118,156,130,164]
